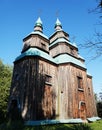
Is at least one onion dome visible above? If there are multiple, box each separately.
[55,18,62,31]
[34,17,43,32]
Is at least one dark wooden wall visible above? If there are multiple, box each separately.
[9,57,58,120]
[10,57,39,120]
[57,64,97,119]
[9,56,97,121]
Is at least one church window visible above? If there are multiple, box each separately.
[45,74,52,86]
[41,43,46,50]
[77,76,83,90]
[10,98,20,110]
[70,48,74,55]
[88,87,91,95]
[79,101,85,110]
[87,82,91,95]
[15,73,19,81]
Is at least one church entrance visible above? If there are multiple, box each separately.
[79,101,86,120]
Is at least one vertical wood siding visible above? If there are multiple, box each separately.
[9,57,97,121]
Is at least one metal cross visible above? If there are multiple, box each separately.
[38,9,42,17]
[56,10,59,17]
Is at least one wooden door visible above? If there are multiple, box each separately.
[80,102,86,120]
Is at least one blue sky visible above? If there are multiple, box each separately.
[0,0,102,95]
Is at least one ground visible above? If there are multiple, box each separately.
[0,120,102,130]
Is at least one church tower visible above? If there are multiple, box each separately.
[9,17,98,123]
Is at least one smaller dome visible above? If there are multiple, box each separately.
[34,17,43,32]
[55,18,62,28]
[55,18,62,31]
[35,17,42,27]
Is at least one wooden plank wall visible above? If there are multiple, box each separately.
[10,58,39,120]
[57,64,72,119]
[39,60,58,119]
[22,35,49,52]
[9,57,97,121]
[86,77,97,117]
[50,43,70,57]
[57,64,97,119]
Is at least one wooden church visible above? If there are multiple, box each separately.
[9,17,98,123]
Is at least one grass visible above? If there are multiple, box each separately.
[0,120,102,130]
[89,120,102,130]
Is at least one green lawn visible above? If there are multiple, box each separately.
[0,120,102,130]
[89,120,102,130]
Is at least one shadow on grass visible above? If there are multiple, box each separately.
[24,123,93,130]
[0,120,24,130]
[54,124,74,130]
[0,121,94,130]
[72,123,93,130]
[24,124,74,130]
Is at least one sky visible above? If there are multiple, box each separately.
[0,0,102,95]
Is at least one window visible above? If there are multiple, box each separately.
[41,43,46,50]
[79,101,85,110]
[10,98,20,110]
[15,73,19,81]
[77,76,83,90]
[87,82,91,95]
[88,87,91,95]
[45,74,52,86]
[70,48,74,55]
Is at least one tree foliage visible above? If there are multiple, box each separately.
[94,93,102,118]
[0,59,12,123]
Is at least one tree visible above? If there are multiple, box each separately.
[0,59,12,123]
[89,0,102,18]
[78,0,102,117]
[79,0,102,59]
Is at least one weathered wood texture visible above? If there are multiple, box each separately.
[9,20,97,121]
[22,35,49,53]
[9,57,58,120]
[57,64,97,120]
[49,30,78,59]
[9,57,97,121]
[50,43,78,58]
[86,76,97,117]
[49,31,69,43]
[10,58,39,120]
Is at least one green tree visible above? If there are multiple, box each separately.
[0,59,12,123]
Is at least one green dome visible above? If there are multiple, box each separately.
[35,17,43,27]
[55,18,62,28]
